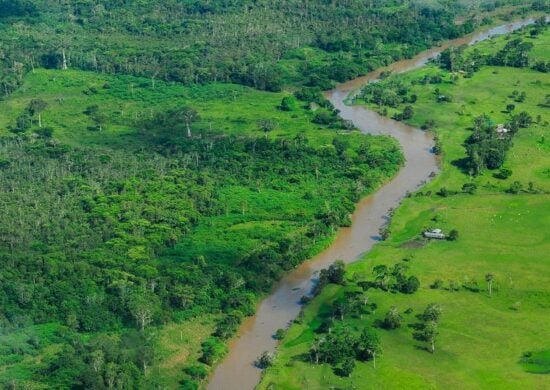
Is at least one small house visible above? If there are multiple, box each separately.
[423,228,446,239]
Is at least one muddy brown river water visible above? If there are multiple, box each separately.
[207,18,539,390]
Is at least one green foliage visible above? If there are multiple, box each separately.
[279,96,298,111]
[214,311,243,340]
[369,263,421,294]
[489,38,534,68]
[0,0,483,96]
[184,364,208,380]
[447,229,459,241]
[461,182,477,193]
[274,329,286,340]
[381,307,402,330]
[256,351,274,369]
[494,167,513,179]
[421,303,442,322]
[506,180,524,193]
[199,337,227,366]
[314,261,346,295]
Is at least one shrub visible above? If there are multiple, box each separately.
[184,365,208,380]
[403,276,420,293]
[179,379,199,390]
[494,167,512,179]
[274,328,286,340]
[437,187,449,197]
[448,229,459,241]
[382,307,402,329]
[430,279,443,289]
[462,183,477,194]
[506,181,523,194]
[256,351,274,368]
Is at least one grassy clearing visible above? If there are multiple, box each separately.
[259,25,550,390]
[153,315,218,388]
[0,69,363,149]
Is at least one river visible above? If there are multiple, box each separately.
[207,17,539,390]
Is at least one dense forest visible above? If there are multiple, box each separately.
[1,0,542,96]
[0,0,547,388]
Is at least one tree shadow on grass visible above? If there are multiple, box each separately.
[407,321,425,331]
[451,157,471,175]
[414,344,431,353]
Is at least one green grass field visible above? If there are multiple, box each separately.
[259,25,550,390]
[0,69,363,149]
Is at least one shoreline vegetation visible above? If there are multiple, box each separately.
[259,18,549,390]
[0,1,547,389]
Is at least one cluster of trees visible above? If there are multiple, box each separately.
[465,113,532,175]
[0,0,509,97]
[305,263,382,377]
[9,99,48,134]
[291,87,355,129]
[309,327,381,377]
[359,79,417,108]
[430,273,496,295]
[489,38,534,68]
[41,330,157,389]
[313,261,346,295]
[436,18,548,75]
[437,45,485,76]
[360,263,421,294]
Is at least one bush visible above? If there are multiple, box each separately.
[382,307,402,329]
[403,276,420,293]
[437,187,449,197]
[506,181,523,194]
[179,379,199,390]
[462,183,477,194]
[184,365,208,380]
[256,351,274,368]
[35,126,54,138]
[274,328,286,340]
[448,229,459,241]
[402,105,414,120]
[279,96,298,111]
[494,167,512,180]
[430,279,444,289]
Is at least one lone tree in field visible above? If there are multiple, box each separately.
[382,306,402,329]
[485,273,495,296]
[28,99,47,127]
[414,320,439,353]
[356,329,381,368]
[257,119,276,139]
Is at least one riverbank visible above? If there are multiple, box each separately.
[258,20,550,389]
